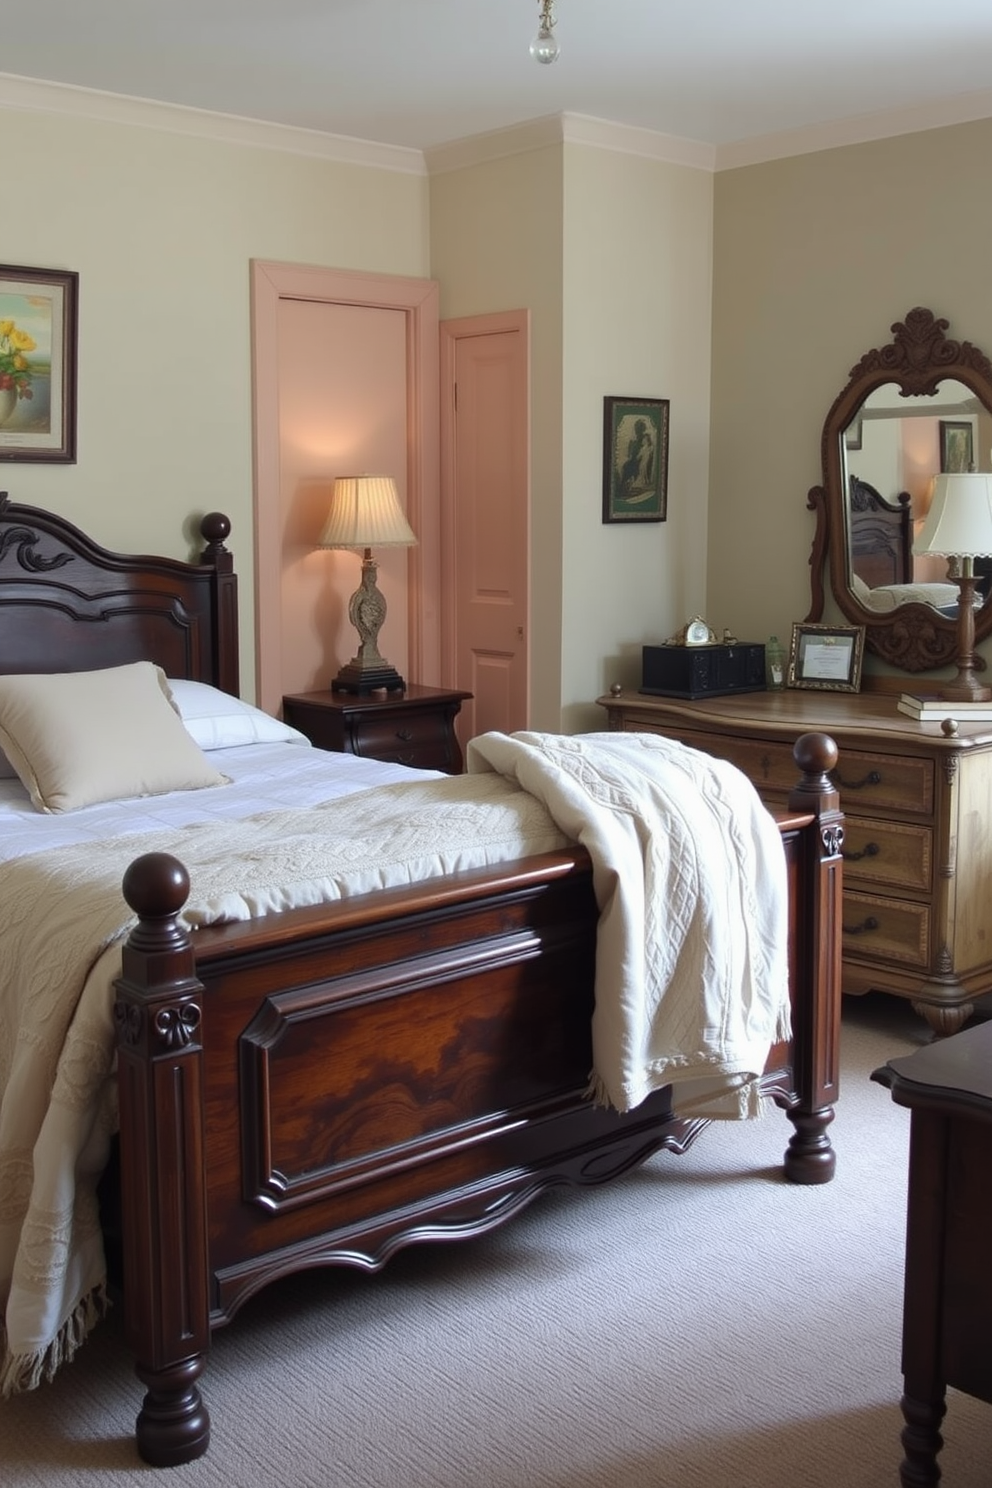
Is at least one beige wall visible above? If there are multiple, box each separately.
[710,117,992,681]
[2,105,429,690]
[430,144,565,730]
[561,145,713,731]
[430,138,713,732]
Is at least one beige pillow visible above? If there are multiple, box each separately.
[0,662,228,813]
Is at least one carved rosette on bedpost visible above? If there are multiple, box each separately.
[113,853,211,1466]
[781,731,844,1184]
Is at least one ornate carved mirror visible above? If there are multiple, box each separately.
[808,308,992,672]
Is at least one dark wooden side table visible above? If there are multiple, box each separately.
[282,684,472,774]
[872,1021,992,1486]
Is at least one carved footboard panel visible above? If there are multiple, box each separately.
[112,733,843,1467]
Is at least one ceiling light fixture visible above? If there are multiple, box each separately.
[530,0,560,64]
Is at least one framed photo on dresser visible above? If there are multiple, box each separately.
[788,622,865,692]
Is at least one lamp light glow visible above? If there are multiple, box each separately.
[318,475,417,694]
[913,472,992,702]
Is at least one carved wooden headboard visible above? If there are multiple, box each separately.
[0,494,240,693]
[848,476,913,590]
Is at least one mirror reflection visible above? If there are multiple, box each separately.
[841,379,992,617]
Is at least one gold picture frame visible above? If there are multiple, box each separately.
[788,622,865,692]
[0,263,78,463]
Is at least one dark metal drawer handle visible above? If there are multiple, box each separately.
[831,768,882,792]
[843,841,880,863]
[395,728,414,741]
[842,916,880,937]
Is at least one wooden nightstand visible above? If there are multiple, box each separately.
[873,1022,992,1486]
[282,684,472,774]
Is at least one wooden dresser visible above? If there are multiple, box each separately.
[598,688,992,1034]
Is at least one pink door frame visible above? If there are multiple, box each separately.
[251,261,441,714]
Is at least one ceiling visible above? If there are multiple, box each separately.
[4,1,992,161]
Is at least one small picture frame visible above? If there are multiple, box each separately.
[602,395,669,523]
[788,622,865,692]
[0,264,78,463]
[939,419,973,475]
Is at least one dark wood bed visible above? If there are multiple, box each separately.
[848,474,913,589]
[0,493,844,1467]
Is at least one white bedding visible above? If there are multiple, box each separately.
[0,740,442,862]
[0,723,790,1397]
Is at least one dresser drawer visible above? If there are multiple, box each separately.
[642,727,799,796]
[841,815,933,894]
[830,749,933,817]
[842,889,930,967]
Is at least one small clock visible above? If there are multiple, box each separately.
[668,616,716,647]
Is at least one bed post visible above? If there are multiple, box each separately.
[113,853,211,1466]
[198,511,239,698]
[783,731,844,1184]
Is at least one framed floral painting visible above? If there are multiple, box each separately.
[0,264,78,463]
[602,395,669,523]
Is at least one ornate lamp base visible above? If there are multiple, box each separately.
[331,660,406,694]
[330,547,407,695]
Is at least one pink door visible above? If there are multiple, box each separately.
[441,311,530,740]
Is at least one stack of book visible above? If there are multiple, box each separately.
[898,692,992,721]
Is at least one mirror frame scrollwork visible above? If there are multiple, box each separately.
[807,307,992,673]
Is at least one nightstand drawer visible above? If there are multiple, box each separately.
[349,711,454,771]
[841,816,933,894]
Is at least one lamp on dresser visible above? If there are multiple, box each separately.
[913,471,992,702]
[318,474,417,695]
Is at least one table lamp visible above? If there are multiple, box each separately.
[318,474,417,694]
[913,472,992,702]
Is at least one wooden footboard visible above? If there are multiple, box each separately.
[112,731,842,1466]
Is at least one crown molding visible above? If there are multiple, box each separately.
[716,87,992,171]
[425,112,716,175]
[4,67,992,181]
[0,72,427,175]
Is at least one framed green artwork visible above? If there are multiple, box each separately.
[602,395,669,523]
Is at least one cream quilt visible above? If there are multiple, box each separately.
[0,732,788,1393]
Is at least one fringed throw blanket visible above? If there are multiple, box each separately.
[0,732,788,1393]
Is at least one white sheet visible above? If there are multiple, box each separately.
[0,740,443,862]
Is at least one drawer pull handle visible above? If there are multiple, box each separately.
[843,915,880,937]
[395,728,414,742]
[831,768,882,792]
[843,841,880,863]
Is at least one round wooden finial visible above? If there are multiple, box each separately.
[121,853,190,918]
[199,511,231,545]
[610,682,622,696]
[793,730,839,777]
[941,717,959,737]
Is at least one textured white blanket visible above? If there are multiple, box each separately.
[468,732,790,1114]
[0,731,788,1394]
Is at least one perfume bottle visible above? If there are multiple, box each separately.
[766,635,786,691]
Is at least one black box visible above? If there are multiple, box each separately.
[640,642,766,700]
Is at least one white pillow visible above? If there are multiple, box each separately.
[166,679,311,750]
[0,662,228,813]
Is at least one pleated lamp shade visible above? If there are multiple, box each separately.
[318,475,417,550]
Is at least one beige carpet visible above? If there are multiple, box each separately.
[2,994,990,1487]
